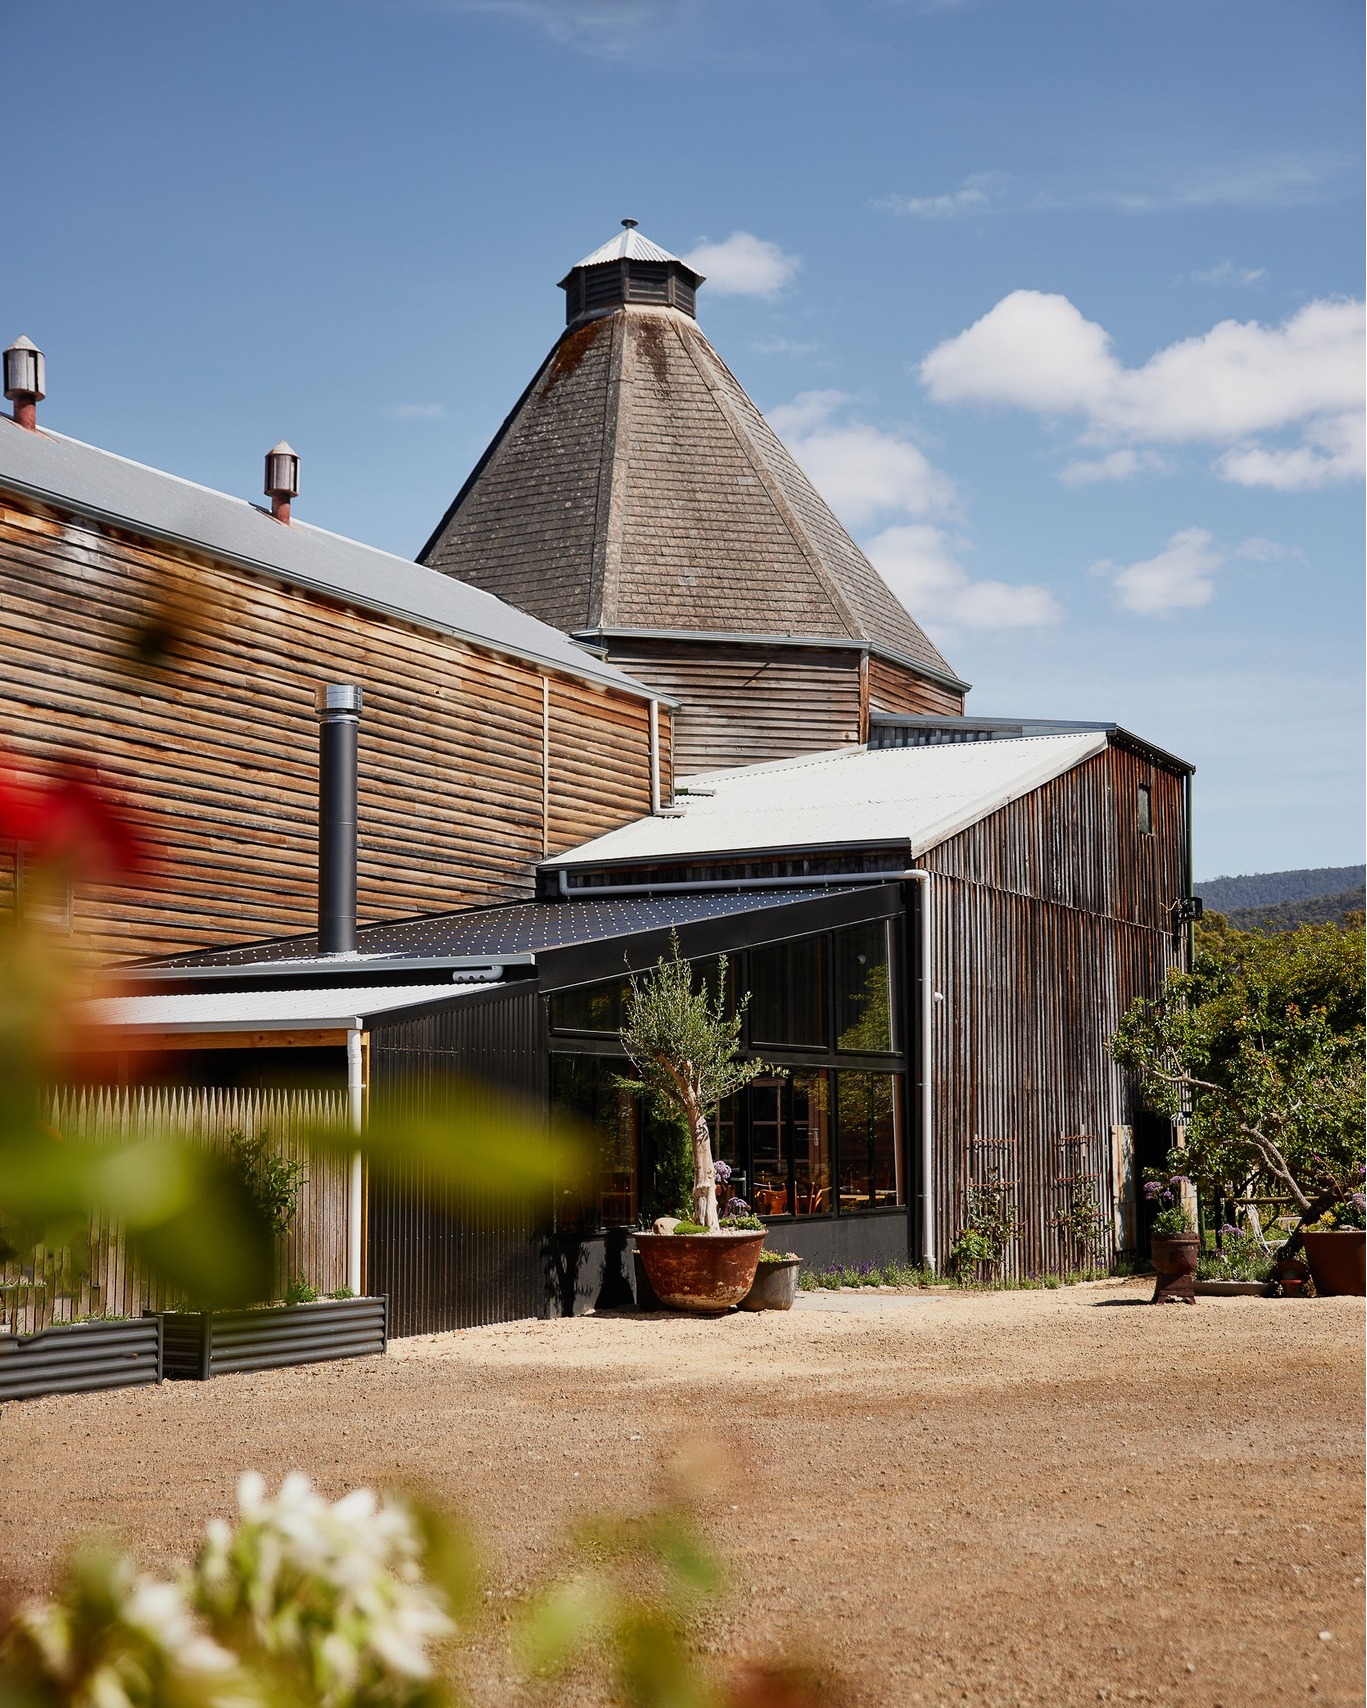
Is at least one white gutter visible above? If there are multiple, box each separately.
[900,869,936,1272]
[346,1028,364,1295]
[648,699,662,814]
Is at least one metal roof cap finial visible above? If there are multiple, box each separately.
[4,335,46,430]
[264,440,299,524]
[621,218,638,228]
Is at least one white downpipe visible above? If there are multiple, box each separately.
[899,870,936,1271]
[648,700,662,814]
[346,1028,364,1295]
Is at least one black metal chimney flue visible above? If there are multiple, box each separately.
[316,684,362,956]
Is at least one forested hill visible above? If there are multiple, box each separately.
[1196,865,1366,913]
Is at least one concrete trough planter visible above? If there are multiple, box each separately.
[161,1297,388,1380]
[741,1257,802,1311]
[0,1318,163,1402]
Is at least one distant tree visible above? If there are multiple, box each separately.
[1111,923,1366,1245]
[617,934,771,1230]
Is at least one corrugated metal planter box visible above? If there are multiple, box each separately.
[0,1318,163,1402]
[161,1297,388,1381]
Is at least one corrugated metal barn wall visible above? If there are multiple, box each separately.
[366,985,550,1336]
[921,745,1185,1276]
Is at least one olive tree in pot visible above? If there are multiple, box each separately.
[618,934,774,1313]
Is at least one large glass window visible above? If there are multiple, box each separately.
[749,1075,789,1214]
[749,936,826,1048]
[834,921,895,1054]
[549,978,630,1035]
[835,1070,903,1212]
[549,1054,638,1231]
[790,1071,831,1216]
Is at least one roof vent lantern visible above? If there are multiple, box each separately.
[264,440,300,524]
[558,222,705,328]
[4,335,46,431]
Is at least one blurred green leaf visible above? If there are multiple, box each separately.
[513,1577,613,1676]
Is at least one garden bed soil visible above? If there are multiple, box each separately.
[0,1281,1361,1708]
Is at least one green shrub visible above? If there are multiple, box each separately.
[282,1276,319,1305]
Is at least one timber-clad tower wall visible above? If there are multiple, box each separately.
[421,225,969,777]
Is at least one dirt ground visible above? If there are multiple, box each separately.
[0,1280,1362,1707]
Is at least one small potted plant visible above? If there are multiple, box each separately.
[1145,1171,1198,1304]
[740,1250,803,1311]
[1301,1175,1366,1297]
[618,935,774,1314]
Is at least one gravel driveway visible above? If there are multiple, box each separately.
[1,1280,1361,1707]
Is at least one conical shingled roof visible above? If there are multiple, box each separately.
[420,241,964,689]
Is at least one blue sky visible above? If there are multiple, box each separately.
[7,0,1363,879]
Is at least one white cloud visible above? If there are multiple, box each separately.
[1184,259,1267,287]
[751,336,821,357]
[866,524,1063,630]
[766,391,957,526]
[443,0,681,57]
[1059,448,1168,486]
[383,402,446,420]
[873,173,1008,219]
[1217,410,1365,491]
[1095,528,1224,617]
[682,232,800,298]
[920,292,1365,488]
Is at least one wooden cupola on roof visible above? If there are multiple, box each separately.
[421,223,970,778]
[560,219,704,325]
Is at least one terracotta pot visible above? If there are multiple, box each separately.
[632,1232,765,1314]
[1302,1230,1367,1298]
[740,1257,802,1311]
[1150,1234,1199,1304]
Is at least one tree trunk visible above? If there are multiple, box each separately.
[690,1107,719,1231]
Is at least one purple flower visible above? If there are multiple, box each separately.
[724,1196,750,1217]
[1219,1223,1241,1238]
[713,1159,732,1186]
[1143,1182,1162,1200]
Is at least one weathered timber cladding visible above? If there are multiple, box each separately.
[604,643,862,776]
[868,656,965,719]
[920,746,1185,1273]
[0,500,663,959]
[367,986,551,1335]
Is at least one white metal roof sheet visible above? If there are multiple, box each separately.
[81,982,495,1034]
[573,227,684,268]
[0,419,664,703]
[546,733,1110,866]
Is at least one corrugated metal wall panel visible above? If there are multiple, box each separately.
[367,986,551,1336]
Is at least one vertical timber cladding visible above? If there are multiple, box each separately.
[602,641,862,776]
[366,985,550,1336]
[0,498,662,961]
[921,743,1186,1276]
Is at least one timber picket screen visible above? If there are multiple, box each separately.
[2,1087,349,1334]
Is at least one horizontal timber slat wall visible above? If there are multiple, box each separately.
[367,985,550,1335]
[921,746,1185,1275]
[867,656,965,718]
[605,642,863,776]
[0,499,665,959]
[2,1086,348,1334]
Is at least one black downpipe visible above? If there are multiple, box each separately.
[317,684,362,956]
